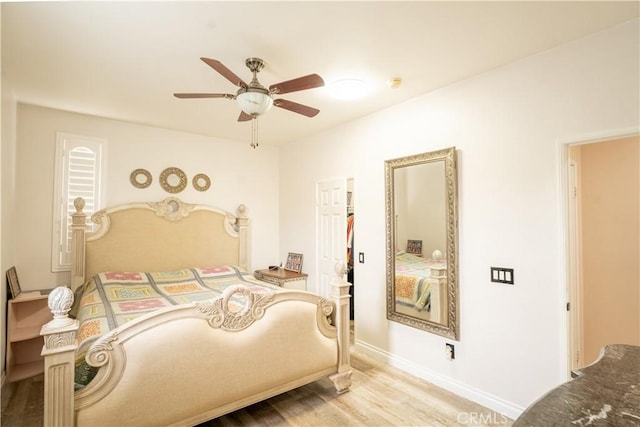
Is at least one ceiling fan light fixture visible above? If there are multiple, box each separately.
[236,90,273,116]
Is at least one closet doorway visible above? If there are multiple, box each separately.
[315,177,355,323]
[566,134,639,371]
[316,178,347,298]
[347,178,355,321]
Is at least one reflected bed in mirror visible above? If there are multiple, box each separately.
[385,147,459,339]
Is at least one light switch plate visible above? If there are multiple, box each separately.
[490,267,514,284]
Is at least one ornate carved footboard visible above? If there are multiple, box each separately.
[41,268,351,426]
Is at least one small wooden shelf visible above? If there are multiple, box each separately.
[9,325,44,343]
[6,293,52,382]
[7,356,45,383]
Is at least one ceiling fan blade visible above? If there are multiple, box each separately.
[173,93,234,99]
[269,74,324,95]
[200,58,247,88]
[237,111,253,122]
[274,99,320,117]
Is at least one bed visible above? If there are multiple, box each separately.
[394,250,447,323]
[40,197,352,426]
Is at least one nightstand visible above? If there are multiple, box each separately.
[6,292,52,382]
[254,269,308,290]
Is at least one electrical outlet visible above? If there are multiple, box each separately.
[446,343,455,360]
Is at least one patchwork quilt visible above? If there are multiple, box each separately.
[394,251,437,312]
[395,274,431,312]
[73,265,278,387]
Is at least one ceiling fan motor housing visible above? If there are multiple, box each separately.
[236,57,274,116]
[245,57,265,73]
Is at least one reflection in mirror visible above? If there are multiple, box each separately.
[167,174,181,187]
[167,200,179,213]
[385,147,458,339]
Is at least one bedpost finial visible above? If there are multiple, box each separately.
[334,261,348,279]
[47,286,75,328]
[237,204,247,217]
[74,197,85,213]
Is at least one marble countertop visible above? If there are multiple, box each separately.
[514,344,639,426]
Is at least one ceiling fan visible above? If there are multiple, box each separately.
[174,57,325,122]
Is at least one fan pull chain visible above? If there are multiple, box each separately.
[250,116,259,149]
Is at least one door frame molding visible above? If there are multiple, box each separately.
[567,158,582,371]
[557,125,639,379]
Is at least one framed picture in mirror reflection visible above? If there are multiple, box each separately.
[406,239,423,255]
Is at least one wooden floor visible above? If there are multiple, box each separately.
[2,350,512,427]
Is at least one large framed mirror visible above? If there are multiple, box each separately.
[385,147,459,339]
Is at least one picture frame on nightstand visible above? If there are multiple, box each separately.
[284,252,303,273]
[6,266,21,299]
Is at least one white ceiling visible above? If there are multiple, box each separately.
[2,1,638,146]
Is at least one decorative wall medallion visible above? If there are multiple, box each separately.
[192,173,211,192]
[130,169,152,189]
[159,167,187,193]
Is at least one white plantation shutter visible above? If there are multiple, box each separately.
[52,133,107,271]
[63,147,97,253]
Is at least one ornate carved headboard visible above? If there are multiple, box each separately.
[70,197,249,290]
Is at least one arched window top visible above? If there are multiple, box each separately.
[52,133,108,271]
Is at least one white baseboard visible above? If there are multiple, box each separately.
[354,340,525,421]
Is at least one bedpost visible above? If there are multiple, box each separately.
[330,262,352,393]
[428,266,447,323]
[41,287,78,427]
[71,197,87,291]
[236,204,249,270]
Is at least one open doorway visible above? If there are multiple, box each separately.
[347,178,355,322]
[566,134,639,370]
[316,177,355,340]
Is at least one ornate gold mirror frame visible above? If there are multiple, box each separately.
[385,147,459,339]
[130,169,152,189]
[159,167,187,193]
[192,173,211,192]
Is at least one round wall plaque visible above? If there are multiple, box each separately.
[130,169,152,189]
[192,174,211,192]
[159,167,187,193]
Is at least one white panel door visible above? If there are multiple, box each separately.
[316,178,346,297]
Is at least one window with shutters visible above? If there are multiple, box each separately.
[51,133,107,271]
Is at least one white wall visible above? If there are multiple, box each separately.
[279,19,639,417]
[1,73,18,380]
[14,104,280,290]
